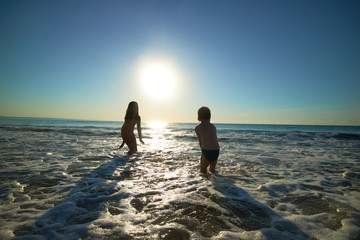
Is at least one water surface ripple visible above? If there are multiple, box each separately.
[0,119,359,239]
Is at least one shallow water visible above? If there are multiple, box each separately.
[0,118,360,239]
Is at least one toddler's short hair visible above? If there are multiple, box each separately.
[198,106,211,121]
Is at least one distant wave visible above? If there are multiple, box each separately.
[0,125,119,137]
[2,120,360,147]
[319,132,360,141]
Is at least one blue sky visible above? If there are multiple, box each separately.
[1,0,359,125]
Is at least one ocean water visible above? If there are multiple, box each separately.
[0,117,360,240]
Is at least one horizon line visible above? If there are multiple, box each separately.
[1,115,359,127]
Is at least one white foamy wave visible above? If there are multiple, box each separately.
[0,121,359,239]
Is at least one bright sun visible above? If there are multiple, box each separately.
[140,61,177,99]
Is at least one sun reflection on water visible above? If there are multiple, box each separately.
[146,121,168,129]
[141,122,170,153]
[141,121,193,158]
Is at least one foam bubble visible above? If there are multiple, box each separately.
[1,123,360,239]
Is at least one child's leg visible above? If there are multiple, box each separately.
[125,134,137,155]
[200,154,209,173]
[209,161,217,173]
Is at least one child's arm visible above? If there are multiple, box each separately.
[137,118,145,144]
[195,126,202,148]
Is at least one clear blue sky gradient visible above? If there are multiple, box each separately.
[1,0,359,125]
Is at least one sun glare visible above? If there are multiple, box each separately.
[147,121,168,129]
[140,61,177,99]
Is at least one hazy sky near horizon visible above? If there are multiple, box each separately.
[1,0,359,125]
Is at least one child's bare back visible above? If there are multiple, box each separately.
[195,106,220,173]
[195,122,219,150]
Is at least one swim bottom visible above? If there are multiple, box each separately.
[201,149,219,162]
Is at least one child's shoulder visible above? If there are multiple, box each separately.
[205,122,215,127]
[196,122,206,128]
[197,122,215,129]
[209,123,217,130]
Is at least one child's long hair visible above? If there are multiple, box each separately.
[125,101,140,120]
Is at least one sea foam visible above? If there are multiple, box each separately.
[0,118,359,239]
